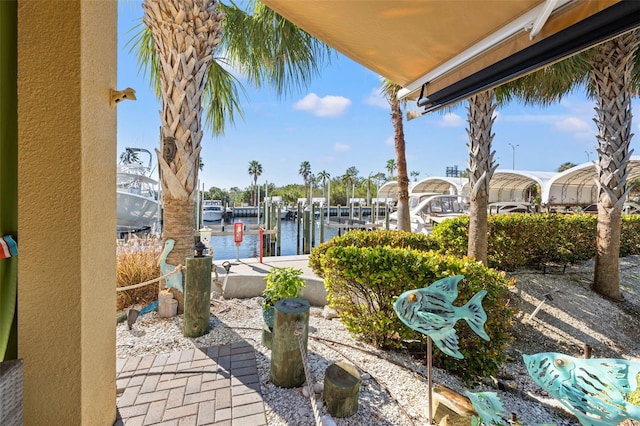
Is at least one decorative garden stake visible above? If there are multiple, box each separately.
[523,352,640,426]
[465,391,505,426]
[393,275,489,424]
[158,239,183,292]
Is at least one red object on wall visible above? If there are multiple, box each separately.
[234,222,244,244]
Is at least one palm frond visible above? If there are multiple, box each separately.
[125,22,161,97]
[220,0,335,98]
[202,59,247,136]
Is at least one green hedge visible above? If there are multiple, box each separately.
[309,229,439,277]
[316,243,514,380]
[432,213,640,271]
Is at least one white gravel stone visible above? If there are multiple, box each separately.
[116,257,640,426]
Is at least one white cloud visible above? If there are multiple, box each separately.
[364,88,388,108]
[438,113,465,127]
[334,142,351,152]
[554,117,591,132]
[385,136,394,146]
[293,93,351,117]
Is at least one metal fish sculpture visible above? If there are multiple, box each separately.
[465,391,505,426]
[523,352,640,426]
[393,275,489,359]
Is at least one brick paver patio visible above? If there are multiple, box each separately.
[115,341,267,426]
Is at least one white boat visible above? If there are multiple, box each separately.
[202,200,224,222]
[117,148,160,235]
[385,193,468,234]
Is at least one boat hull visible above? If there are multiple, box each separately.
[203,210,223,222]
[117,191,159,232]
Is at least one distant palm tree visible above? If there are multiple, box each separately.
[132,0,333,265]
[410,171,420,182]
[119,149,142,165]
[381,80,410,231]
[248,160,262,206]
[317,170,331,205]
[299,161,312,203]
[386,159,397,180]
[346,166,359,203]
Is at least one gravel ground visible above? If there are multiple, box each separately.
[117,255,640,426]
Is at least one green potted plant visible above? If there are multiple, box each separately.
[262,267,305,330]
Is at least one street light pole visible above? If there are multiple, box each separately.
[508,143,519,169]
[585,150,591,162]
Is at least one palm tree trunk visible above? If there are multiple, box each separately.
[591,30,639,300]
[162,197,197,310]
[466,90,497,264]
[143,0,223,266]
[391,95,410,231]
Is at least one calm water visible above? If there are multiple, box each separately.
[207,217,344,261]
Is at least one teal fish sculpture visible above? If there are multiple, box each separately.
[523,352,640,426]
[393,275,489,359]
[158,239,183,292]
[466,391,505,426]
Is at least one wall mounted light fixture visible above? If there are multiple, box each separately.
[110,88,137,108]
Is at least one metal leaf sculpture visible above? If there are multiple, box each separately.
[393,275,489,359]
[523,352,640,426]
[466,391,505,426]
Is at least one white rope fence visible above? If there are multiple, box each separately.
[116,264,185,292]
[295,321,323,426]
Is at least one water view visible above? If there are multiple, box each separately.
[208,217,343,261]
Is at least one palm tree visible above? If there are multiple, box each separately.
[298,161,312,203]
[119,149,141,165]
[248,160,262,206]
[347,166,360,207]
[317,170,331,205]
[381,80,410,231]
[135,0,333,267]
[501,30,640,300]
[466,90,498,263]
[410,170,420,182]
[386,159,397,180]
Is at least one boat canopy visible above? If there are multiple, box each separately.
[482,170,555,203]
[411,177,465,196]
[376,181,399,203]
[543,157,640,206]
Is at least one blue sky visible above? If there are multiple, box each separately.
[117,1,640,192]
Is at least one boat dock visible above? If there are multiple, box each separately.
[229,205,391,219]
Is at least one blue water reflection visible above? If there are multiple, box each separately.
[207,217,343,261]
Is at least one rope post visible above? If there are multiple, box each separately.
[295,321,323,426]
[271,298,310,388]
[183,253,212,338]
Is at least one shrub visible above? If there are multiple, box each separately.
[317,244,514,380]
[262,267,305,309]
[309,229,440,277]
[116,236,163,311]
[431,213,640,271]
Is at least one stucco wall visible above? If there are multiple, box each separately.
[18,1,117,424]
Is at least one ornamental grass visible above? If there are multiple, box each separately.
[116,235,163,311]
